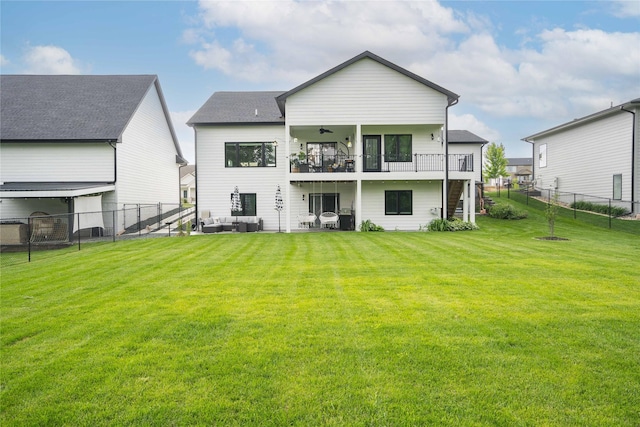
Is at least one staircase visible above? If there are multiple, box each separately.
[447,180,465,219]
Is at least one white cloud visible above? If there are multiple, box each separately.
[185,0,640,154]
[23,45,82,74]
[449,113,500,143]
[170,110,197,163]
[0,54,9,67]
[610,0,640,18]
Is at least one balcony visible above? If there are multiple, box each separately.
[290,153,473,173]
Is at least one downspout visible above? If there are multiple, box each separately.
[443,98,459,219]
[620,106,636,213]
[523,138,535,185]
[108,141,117,184]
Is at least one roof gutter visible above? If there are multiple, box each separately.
[620,106,636,212]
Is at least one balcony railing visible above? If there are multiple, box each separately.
[289,154,473,173]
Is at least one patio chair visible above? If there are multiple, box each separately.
[298,213,317,228]
[319,212,339,229]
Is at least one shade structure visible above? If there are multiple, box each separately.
[274,185,283,232]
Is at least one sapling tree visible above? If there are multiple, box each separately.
[545,190,560,238]
[483,142,509,183]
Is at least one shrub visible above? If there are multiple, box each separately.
[425,218,479,232]
[360,219,384,232]
[570,200,628,217]
[487,203,528,220]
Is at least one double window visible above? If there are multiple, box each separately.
[384,135,412,162]
[230,193,257,216]
[385,190,412,215]
[225,142,276,167]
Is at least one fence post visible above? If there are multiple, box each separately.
[138,204,141,236]
[573,194,576,219]
[77,213,81,251]
[112,210,116,242]
[28,217,32,262]
[608,199,612,229]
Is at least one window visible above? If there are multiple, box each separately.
[384,135,412,162]
[613,174,622,200]
[225,142,276,167]
[230,193,257,216]
[539,143,547,168]
[385,190,412,215]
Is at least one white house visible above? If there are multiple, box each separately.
[180,165,196,204]
[188,51,485,232]
[523,98,639,213]
[0,75,187,237]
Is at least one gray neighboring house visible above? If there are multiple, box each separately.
[523,98,639,213]
[0,75,187,238]
[506,158,533,183]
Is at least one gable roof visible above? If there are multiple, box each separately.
[1,75,185,161]
[522,97,640,142]
[448,130,487,144]
[187,91,285,126]
[275,51,459,115]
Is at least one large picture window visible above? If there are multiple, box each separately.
[613,174,622,200]
[230,193,257,216]
[384,135,412,162]
[225,142,276,167]
[385,190,412,215]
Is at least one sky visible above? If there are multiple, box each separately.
[1,0,639,164]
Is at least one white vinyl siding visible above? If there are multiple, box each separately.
[196,124,286,230]
[533,112,632,201]
[285,58,447,126]
[0,142,113,182]
[117,83,180,205]
[360,181,441,231]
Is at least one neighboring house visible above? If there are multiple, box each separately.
[180,165,196,204]
[523,98,639,213]
[188,51,485,232]
[0,74,187,236]
[506,157,533,184]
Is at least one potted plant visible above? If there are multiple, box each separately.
[290,152,300,173]
[298,151,309,173]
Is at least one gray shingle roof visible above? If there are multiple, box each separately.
[448,130,487,144]
[187,91,285,125]
[507,157,532,166]
[1,75,158,141]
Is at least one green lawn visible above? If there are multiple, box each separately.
[2,200,639,426]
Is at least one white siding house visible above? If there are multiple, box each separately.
[0,75,186,235]
[523,98,639,214]
[189,51,485,232]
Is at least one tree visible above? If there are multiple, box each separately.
[483,142,509,183]
[545,190,559,238]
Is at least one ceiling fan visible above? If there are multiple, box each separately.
[319,127,333,134]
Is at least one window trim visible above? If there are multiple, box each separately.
[539,143,547,168]
[613,174,622,200]
[385,190,413,215]
[225,142,276,168]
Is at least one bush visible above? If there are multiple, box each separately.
[487,203,528,220]
[570,200,628,217]
[424,218,479,232]
[360,219,384,232]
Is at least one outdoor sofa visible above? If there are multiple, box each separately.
[201,216,263,233]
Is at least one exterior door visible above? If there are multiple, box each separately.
[363,135,381,172]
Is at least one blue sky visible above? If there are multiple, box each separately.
[2,0,639,163]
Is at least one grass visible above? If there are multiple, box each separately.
[2,198,640,426]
